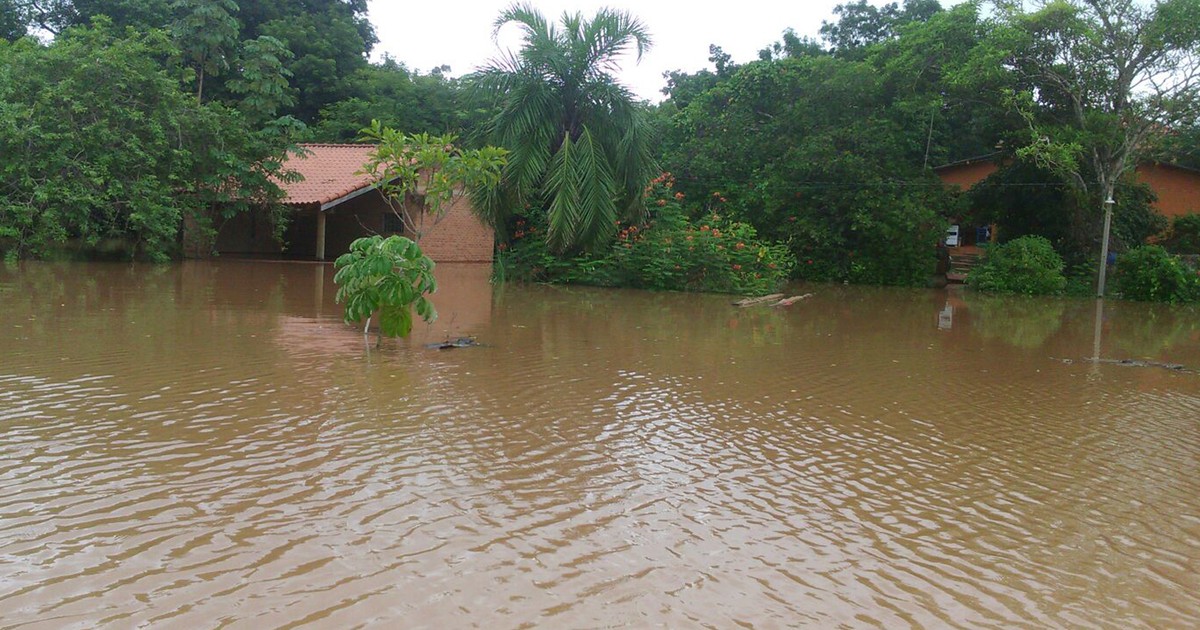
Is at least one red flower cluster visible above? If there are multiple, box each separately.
[617,222,647,243]
[512,219,536,240]
[644,172,677,198]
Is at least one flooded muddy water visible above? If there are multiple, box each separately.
[1,260,1198,628]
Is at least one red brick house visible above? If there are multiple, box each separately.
[935,156,1200,221]
[212,144,495,262]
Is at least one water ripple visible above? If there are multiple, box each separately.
[2,267,1200,628]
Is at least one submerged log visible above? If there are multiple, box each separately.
[733,293,784,307]
[772,293,814,307]
[426,337,480,350]
[1057,357,1191,372]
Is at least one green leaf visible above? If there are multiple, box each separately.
[378,302,413,338]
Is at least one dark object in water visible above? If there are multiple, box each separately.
[772,293,813,307]
[427,337,480,350]
[1057,357,1189,372]
[733,294,784,307]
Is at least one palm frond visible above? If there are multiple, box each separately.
[544,127,617,253]
[543,132,585,252]
[494,2,553,45]
[582,8,652,73]
[614,111,659,222]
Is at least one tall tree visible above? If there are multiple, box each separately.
[661,51,955,286]
[226,34,294,122]
[238,0,375,123]
[2,0,27,39]
[820,0,943,58]
[969,0,1200,295]
[0,19,296,260]
[312,59,478,142]
[171,0,239,102]
[470,3,658,254]
[1,0,78,36]
[17,0,374,123]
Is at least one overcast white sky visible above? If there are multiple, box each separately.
[366,1,959,102]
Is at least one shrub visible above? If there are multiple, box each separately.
[495,174,796,295]
[1161,214,1200,254]
[1063,260,1100,297]
[611,205,796,295]
[1114,245,1200,303]
[765,189,945,287]
[333,235,438,338]
[968,235,1067,295]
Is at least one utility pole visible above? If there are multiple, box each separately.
[1096,196,1115,298]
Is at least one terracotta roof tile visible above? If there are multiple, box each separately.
[277,144,379,206]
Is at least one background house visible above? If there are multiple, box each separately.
[212,144,495,262]
[936,156,1200,222]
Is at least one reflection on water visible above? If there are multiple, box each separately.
[2,262,1199,628]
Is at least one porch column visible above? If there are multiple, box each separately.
[315,210,327,261]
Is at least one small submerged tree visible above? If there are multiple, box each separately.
[333,122,506,342]
[357,120,507,242]
[333,234,438,341]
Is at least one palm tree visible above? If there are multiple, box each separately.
[470,3,658,254]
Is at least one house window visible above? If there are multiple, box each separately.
[382,212,405,233]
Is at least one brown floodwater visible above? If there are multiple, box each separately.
[1,260,1198,628]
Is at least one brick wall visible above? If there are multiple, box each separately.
[1135,163,1200,220]
[415,195,495,263]
[936,161,999,190]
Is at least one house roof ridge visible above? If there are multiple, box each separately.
[1143,159,1200,175]
[933,151,1005,170]
[295,142,377,149]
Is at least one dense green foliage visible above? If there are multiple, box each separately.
[312,59,477,142]
[968,236,1067,296]
[819,0,943,58]
[15,0,377,123]
[1115,245,1200,303]
[659,7,979,287]
[0,20,296,261]
[1161,214,1200,254]
[497,174,795,295]
[469,3,658,254]
[333,235,438,338]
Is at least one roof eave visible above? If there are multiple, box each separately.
[319,184,379,211]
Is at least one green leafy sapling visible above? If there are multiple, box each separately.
[333,235,438,341]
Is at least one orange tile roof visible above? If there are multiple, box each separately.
[277,144,380,206]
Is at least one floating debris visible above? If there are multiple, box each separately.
[733,294,784,307]
[732,293,814,307]
[1056,357,1190,372]
[426,337,480,350]
[772,293,814,307]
